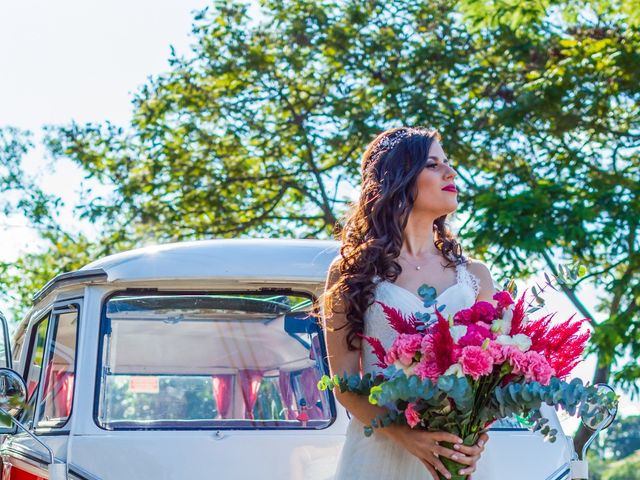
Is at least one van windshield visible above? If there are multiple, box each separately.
[96,292,333,430]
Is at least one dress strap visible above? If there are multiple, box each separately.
[456,261,481,299]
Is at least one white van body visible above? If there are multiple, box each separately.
[0,239,578,479]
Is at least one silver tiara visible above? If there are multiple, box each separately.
[374,129,417,154]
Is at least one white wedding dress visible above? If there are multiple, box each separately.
[334,261,481,480]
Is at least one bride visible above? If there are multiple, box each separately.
[322,127,495,479]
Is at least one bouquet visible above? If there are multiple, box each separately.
[319,279,618,480]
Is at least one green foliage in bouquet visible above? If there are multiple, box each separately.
[319,372,618,444]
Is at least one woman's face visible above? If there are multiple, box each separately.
[412,138,458,215]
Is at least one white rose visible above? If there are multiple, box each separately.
[491,319,507,335]
[512,333,532,352]
[495,333,531,352]
[444,363,465,378]
[492,307,514,335]
[450,325,468,342]
[496,334,514,346]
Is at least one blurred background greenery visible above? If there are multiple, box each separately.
[589,415,640,478]
[0,0,638,474]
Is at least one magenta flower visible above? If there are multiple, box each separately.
[473,301,497,323]
[454,301,497,326]
[459,323,495,347]
[453,308,475,325]
[493,291,515,308]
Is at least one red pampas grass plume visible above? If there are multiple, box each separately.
[522,312,590,378]
[432,308,458,373]
[377,301,419,334]
[358,333,388,369]
[509,289,528,335]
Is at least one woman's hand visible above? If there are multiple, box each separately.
[453,432,489,478]
[388,427,489,479]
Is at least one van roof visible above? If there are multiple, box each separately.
[34,238,340,304]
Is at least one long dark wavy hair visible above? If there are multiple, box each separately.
[324,126,467,351]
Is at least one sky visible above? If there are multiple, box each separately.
[0,1,210,246]
[0,1,636,429]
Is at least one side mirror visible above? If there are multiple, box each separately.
[0,367,27,419]
[578,383,618,463]
[0,310,12,369]
[580,383,618,431]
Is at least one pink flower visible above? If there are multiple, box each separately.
[420,334,436,355]
[389,334,422,366]
[459,323,495,347]
[486,341,508,364]
[384,349,397,366]
[524,351,555,385]
[405,403,421,428]
[493,291,515,309]
[459,346,494,380]
[504,345,527,375]
[414,358,442,382]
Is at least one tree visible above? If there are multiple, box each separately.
[0,127,134,321]
[0,128,59,229]
[596,415,640,461]
[450,0,640,452]
[602,451,640,480]
[2,0,638,455]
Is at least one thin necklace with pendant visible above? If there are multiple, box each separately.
[399,252,441,270]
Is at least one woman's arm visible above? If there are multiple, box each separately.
[322,258,485,479]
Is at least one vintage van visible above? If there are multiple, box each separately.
[0,239,612,479]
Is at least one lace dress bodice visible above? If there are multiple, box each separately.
[363,261,480,374]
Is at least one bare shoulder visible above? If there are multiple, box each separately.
[465,258,493,281]
[465,258,497,303]
[326,255,342,286]
[323,255,345,309]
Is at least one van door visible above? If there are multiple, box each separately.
[0,301,81,479]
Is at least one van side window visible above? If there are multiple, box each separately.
[37,307,79,428]
[21,315,50,424]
